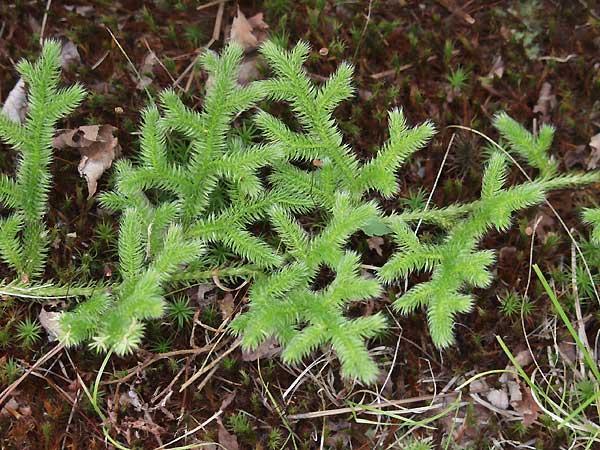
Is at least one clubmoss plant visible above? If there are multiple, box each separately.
[582,208,600,245]
[0,40,85,281]
[1,40,598,383]
[379,115,598,348]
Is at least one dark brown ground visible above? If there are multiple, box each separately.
[0,1,599,449]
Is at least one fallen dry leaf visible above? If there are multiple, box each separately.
[219,293,235,320]
[64,4,94,16]
[1,78,27,123]
[513,349,533,367]
[137,51,158,90]
[237,57,261,86]
[60,40,81,69]
[1,41,80,124]
[588,133,600,170]
[119,389,144,412]
[217,419,239,450]
[367,236,384,256]
[533,82,557,123]
[38,307,61,342]
[525,212,555,243]
[488,55,504,79]
[0,398,21,418]
[564,145,588,170]
[241,336,281,361]
[53,124,121,197]
[486,388,509,410]
[512,385,539,426]
[230,8,269,52]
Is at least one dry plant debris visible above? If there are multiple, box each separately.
[53,124,121,197]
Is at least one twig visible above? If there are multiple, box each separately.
[352,0,374,62]
[539,54,577,63]
[142,38,177,85]
[39,0,53,45]
[158,409,224,449]
[0,343,64,406]
[103,344,222,385]
[197,0,230,11]
[179,338,241,392]
[370,63,413,80]
[436,0,475,24]
[104,26,153,101]
[286,393,454,420]
[173,0,225,89]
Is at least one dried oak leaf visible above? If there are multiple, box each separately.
[241,336,281,361]
[217,419,239,450]
[486,388,509,410]
[533,82,557,123]
[1,78,27,123]
[512,385,539,426]
[230,8,269,53]
[53,125,121,197]
[588,133,600,170]
[38,306,61,342]
[219,293,235,320]
[487,55,504,79]
[1,41,81,124]
[137,51,158,90]
[367,236,384,256]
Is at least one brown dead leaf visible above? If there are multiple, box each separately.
[219,293,235,320]
[119,389,144,412]
[1,79,27,123]
[137,52,158,90]
[525,212,555,243]
[513,349,533,367]
[2,41,80,124]
[512,385,539,426]
[588,133,600,170]
[241,337,281,361]
[64,4,95,17]
[217,418,239,450]
[60,40,81,69]
[53,125,121,197]
[219,391,237,411]
[0,398,21,418]
[367,236,384,256]
[487,55,504,79]
[533,82,557,123]
[486,388,509,410]
[230,8,269,52]
[237,56,262,86]
[564,145,588,170]
[38,307,61,342]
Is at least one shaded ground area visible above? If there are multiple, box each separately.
[0,1,599,448]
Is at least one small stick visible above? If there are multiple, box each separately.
[173,0,224,88]
[179,338,241,392]
[197,0,230,11]
[0,343,64,406]
[142,38,177,85]
[39,0,53,45]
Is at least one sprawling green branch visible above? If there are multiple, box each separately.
[0,40,85,280]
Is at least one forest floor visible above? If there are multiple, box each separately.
[0,1,599,449]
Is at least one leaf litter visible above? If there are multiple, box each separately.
[53,124,121,197]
